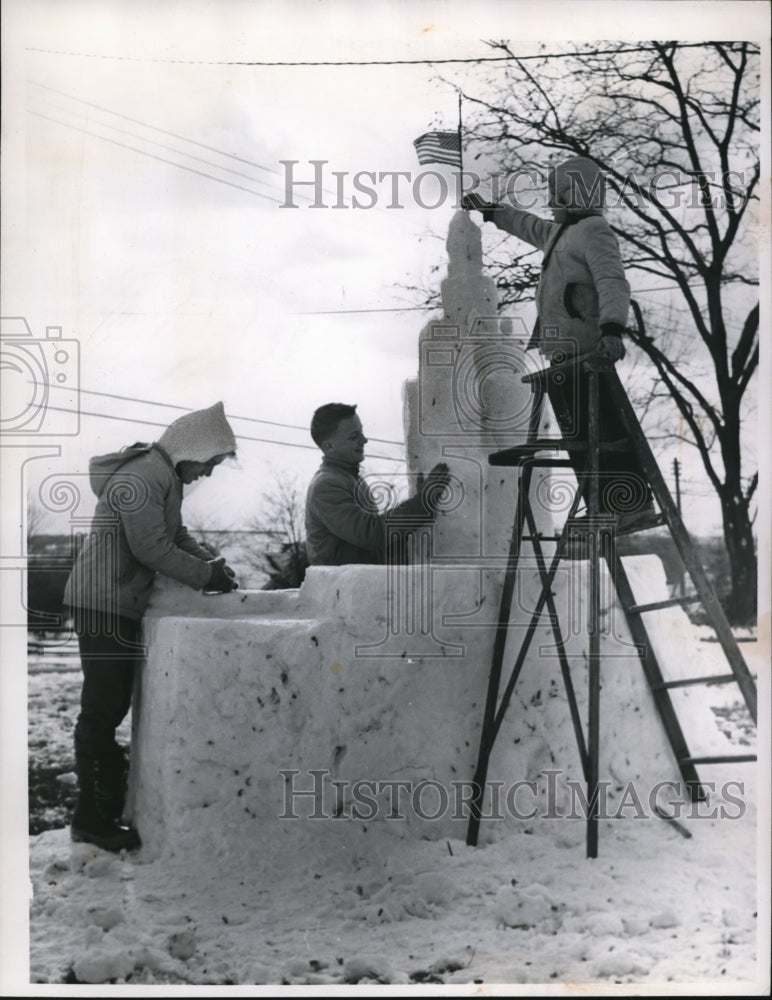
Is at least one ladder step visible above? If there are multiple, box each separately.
[628,594,702,614]
[489,440,629,465]
[701,636,757,643]
[615,512,667,535]
[679,754,756,766]
[654,673,738,690]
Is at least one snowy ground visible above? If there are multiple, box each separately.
[16,630,771,993]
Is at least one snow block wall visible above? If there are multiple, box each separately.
[128,556,687,862]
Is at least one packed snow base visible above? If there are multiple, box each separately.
[30,794,758,987]
[28,561,760,987]
[128,562,745,858]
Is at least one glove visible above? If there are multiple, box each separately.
[585,325,626,371]
[420,462,451,514]
[461,191,497,222]
[597,334,626,362]
[206,556,239,593]
[598,323,626,361]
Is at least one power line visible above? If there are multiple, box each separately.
[26,84,405,212]
[32,97,287,195]
[297,284,699,318]
[28,110,285,204]
[294,283,715,316]
[22,49,523,67]
[29,79,279,176]
[44,404,405,462]
[292,305,434,315]
[24,42,719,67]
[42,381,405,446]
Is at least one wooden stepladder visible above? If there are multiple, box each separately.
[465,354,757,858]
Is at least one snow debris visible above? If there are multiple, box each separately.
[85,905,124,931]
[622,915,650,936]
[236,961,274,985]
[68,844,122,880]
[429,954,467,974]
[494,883,554,928]
[343,954,396,984]
[285,956,315,976]
[166,929,196,960]
[585,911,627,936]
[72,947,135,984]
[414,871,456,905]
[591,951,644,978]
[650,907,681,929]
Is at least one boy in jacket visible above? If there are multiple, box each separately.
[63,401,239,851]
[305,402,450,566]
[462,156,656,534]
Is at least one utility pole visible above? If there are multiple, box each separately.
[673,458,685,596]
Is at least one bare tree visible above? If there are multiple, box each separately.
[26,496,50,550]
[183,521,232,560]
[448,40,759,622]
[246,472,308,589]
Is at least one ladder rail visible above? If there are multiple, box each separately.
[606,371,757,723]
[466,385,547,847]
[526,497,590,780]
[467,464,592,848]
[604,543,705,796]
[586,368,602,858]
[485,506,586,748]
[467,400,593,846]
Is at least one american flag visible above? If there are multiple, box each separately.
[413,131,462,167]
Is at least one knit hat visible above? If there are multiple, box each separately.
[548,156,605,214]
[157,401,237,466]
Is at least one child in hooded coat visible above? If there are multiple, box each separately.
[63,401,239,851]
[463,156,655,530]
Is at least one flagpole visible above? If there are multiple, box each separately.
[457,92,464,191]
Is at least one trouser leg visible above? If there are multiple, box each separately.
[546,367,652,515]
[71,610,143,850]
[74,612,140,759]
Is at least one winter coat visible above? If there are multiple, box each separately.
[305,457,428,566]
[489,206,630,356]
[64,402,236,621]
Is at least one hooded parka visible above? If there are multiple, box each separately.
[64,401,236,621]
[488,157,631,355]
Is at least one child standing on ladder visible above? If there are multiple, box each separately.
[463,156,658,536]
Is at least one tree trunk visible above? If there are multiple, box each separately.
[716,394,757,624]
[718,486,757,624]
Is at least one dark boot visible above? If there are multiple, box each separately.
[99,745,131,821]
[71,753,141,852]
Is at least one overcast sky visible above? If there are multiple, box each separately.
[2,0,769,538]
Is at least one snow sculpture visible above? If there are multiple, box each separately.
[402,209,551,564]
[127,213,685,864]
[129,558,688,863]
